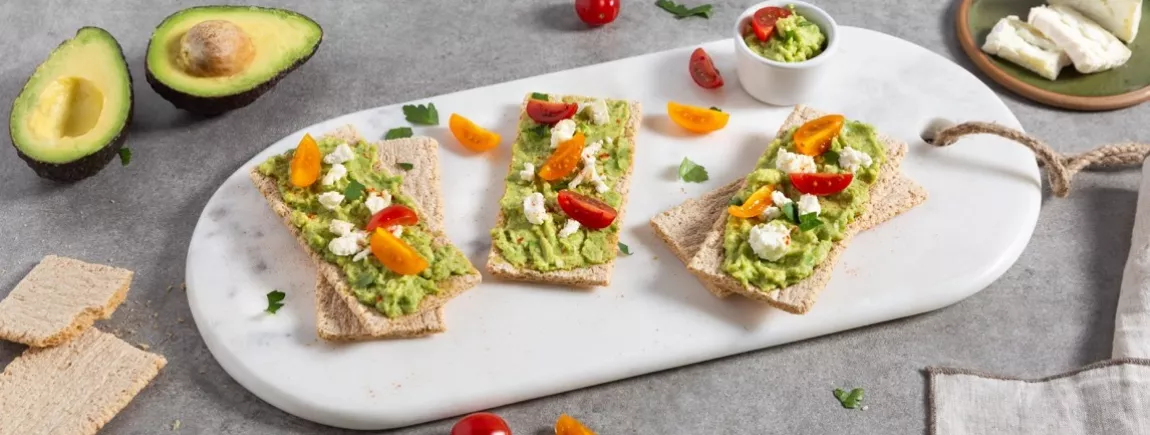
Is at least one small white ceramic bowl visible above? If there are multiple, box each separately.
[733,0,839,106]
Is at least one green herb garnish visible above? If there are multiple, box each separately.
[402,103,439,125]
[353,273,374,288]
[655,0,713,19]
[118,148,132,166]
[781,202,798,222]
[384,127,413,139]
[531,92,549,101]
[618,242,632,256]
[798,212,823,231]
[265,290,285,314]
[678,157,709,183]
[397,162,414,171]
[530,124,549,139]
[821,150,840,166]
[833,388,864,409]
[709,106,722,112]
[729,196,743,206]
[344,180,366,201]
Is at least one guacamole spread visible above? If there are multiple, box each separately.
[722,120,885,291]
[491,95,632,271]
[743,5,827,63]
[258,137,472,318]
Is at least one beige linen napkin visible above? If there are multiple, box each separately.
[926,158,1150,435]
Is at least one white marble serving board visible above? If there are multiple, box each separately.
[186,27,1040,430]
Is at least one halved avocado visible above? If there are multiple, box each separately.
[9,27,133,182]
[145,6,323,116]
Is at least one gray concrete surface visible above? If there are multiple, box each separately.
[0,0,1144,433]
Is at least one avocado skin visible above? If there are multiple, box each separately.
[144,7,323,117]
[8,27,134,183]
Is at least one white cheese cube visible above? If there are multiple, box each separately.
[771,191,793,206]
[761,206,783,221]
[317,192,344,210]
[748,221,791,261]
[324,143,355,165]
[775,149,816,174]
[321,163,348,186]
[1049,0,1141,43]
[520,162,535,182]
[328,234,361,256]
[558,219,581,238]
[1029,5,1132,74]
[364,192,391,215]
[837,146,874,173]
[578,99,610,125]
[523,192,549,225]
[329,219,355,237]
[797,194,821,217]
[982,16,1071,80]
[550,119,577,149]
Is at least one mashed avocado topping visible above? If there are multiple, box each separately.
[258,137,472,318]
[742,5,827,63]
[722,120,885,291]
[491,96,632,271]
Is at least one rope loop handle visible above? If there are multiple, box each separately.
[930,122,1150,197]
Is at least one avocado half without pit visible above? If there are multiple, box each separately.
[9,27,133,182]
[145,6,323,116]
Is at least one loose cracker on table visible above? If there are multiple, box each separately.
[486,94,642,288]
[0,328,166,435]
[0,255,132,347]
[683,106,927,313]
[250,126,479,341]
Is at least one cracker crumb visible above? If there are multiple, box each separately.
[138,343,150,350]
[862,405,869,411]
[172,419,181,430]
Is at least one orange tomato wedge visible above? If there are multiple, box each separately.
[792,114,844,156]
[289,133,322,187]
[449,113,501,152]
[667,101,729,134]
[538,132,585,181]
[728,184,775,218]
[369,229,429,275]
[555,414,596,435]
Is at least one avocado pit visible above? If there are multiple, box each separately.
[177,20,255,77]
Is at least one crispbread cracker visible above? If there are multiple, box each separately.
[0,255,132,347]
[486,94,641,287]
[651,175,926,298]
[685,106,925,313]
[0,328,166,435]
[314,133,450,340]
[250,126,480,340]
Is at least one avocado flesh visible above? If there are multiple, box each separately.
[145,6,322,115]
[9,27,133,182]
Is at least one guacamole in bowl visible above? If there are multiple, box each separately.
[741,4,828,63]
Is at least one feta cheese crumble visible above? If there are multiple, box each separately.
[775,149,817,174]
[569,140,609,193]
[329,219,355,237]
[761,206,783,220]
[364,192,391,215]
[324,143,355,165]
[558,219,581,238]
[328,234,361,256]
[748,221,792,261]
[837,146,873,173]
[797,194,821,217]
[389,225,404,238]
[523,192,549,225]
[578,99,610,125]
[321,163,347,186]
[550,119,577,149]
[771,191,793,206]
[318,192,344,210]
[520,162,535,182]
[352,248,372,262]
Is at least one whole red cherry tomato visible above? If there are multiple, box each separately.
[575,0,620,27]
[451,412,511,435]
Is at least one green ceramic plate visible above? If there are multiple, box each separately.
[957,0,1150,110]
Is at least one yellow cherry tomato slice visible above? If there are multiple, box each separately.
[449,113,501,152]
[792,114,844,156]
[289,133,322,188]
[555,414,597,435]
[538,132,585,181]
[667,101,730,134]
[728,184,775,218]
[369,229,429,276]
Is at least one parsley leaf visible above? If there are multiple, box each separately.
[402,103,439,125]
[397,162,414,171]
[384,127,413,140]
[798,212,823,231]
[118,148,132,166]
[265,290,285,314]
[709,106,723,112]
[343,180,366,201]
[530,124,549,139]
[822,150,840,166]
[833,388,865,409]
[781,202,798,223]
[655,0,713,19]
[353,273,374,288]
[618,242,632,256]
[531,92,549,101]
[678,157,709,183]
[729,196,743,206]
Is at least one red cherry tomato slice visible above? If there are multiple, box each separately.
[451,412,511,435]
[526,99,578,125]
[750,6,791,41]
[688,48,724,89]
[575,0,620,26]
[557,190,618,230]
[789,173,854,196]
[365,204,419,232]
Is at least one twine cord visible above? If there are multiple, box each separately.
[930,122,1150,197]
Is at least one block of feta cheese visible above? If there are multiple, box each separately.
[1028,5,1133,74]
[1048,0,1141,43]
[982,16,1072,80]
